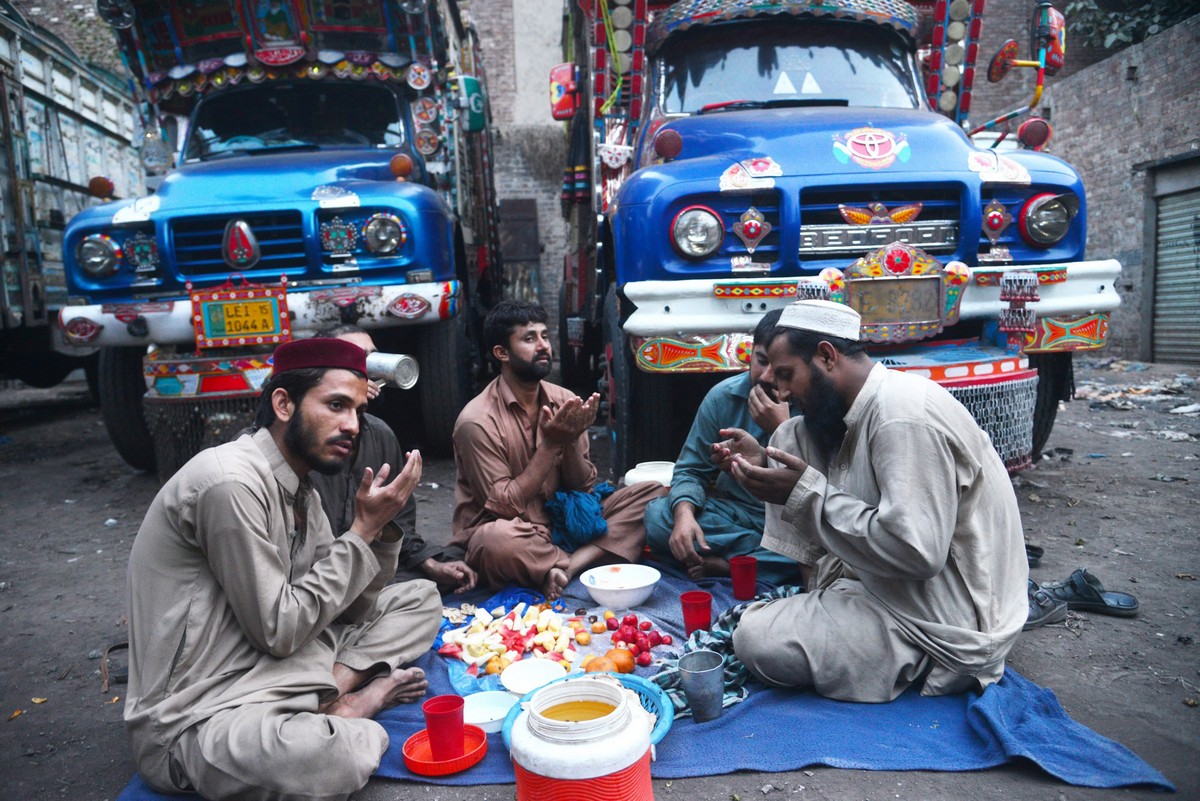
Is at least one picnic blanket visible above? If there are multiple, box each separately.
[117,563,1174,799]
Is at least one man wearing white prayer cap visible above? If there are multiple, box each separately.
[715,298,1029,702]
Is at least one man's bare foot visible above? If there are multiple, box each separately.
[686,555,731,581]
[543,567,569,601]
[326,667,427,720]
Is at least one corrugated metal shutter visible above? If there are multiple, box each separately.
[1152,189,1200,364]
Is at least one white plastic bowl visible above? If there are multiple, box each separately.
[580,563,661,609]
[624,460,674,487]
[463,690,518,733]
[500,657,569,697]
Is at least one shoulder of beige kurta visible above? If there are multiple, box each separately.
[189,430,379,658]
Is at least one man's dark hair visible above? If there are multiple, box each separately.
[771,327,868,362]
[753,308,784,348]
[483,300,549,362]
[315,322,368,339]
[253,368,330,429]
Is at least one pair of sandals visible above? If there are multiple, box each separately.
[1024,567,1140,631]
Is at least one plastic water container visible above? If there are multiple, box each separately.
[508,676,654,801]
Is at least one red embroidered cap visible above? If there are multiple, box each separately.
[271,337,367,376]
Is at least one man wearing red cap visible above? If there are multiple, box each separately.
[124,337,441,801]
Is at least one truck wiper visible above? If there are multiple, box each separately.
[697,98,851,113]
[195,143,321,162]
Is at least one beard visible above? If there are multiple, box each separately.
[284,405,355,475]
[509,351,553,383]
[800,366,848,462]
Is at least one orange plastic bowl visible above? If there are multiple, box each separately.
[402,723,488,776]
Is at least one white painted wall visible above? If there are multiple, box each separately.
[510,0,563,126]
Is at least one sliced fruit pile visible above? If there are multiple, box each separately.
[437,605,674,676]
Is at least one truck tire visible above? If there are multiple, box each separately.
[98,347,156,472]
[417,315,474,457]
[1030,351,1073,458]
[603,286,673,477]
[10,353,77,388]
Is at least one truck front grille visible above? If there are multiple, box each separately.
[170,212,308,276]
[798,187,961,261]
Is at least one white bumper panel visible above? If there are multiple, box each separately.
[622,259,1122,337]
[59,281,459,347]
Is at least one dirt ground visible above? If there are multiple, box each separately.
[1,356,1197,801]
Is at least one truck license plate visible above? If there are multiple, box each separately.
[192,284,291,348]
[848,275,941,326]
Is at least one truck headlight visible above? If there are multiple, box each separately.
[77,234,122,277]
[1018,193,1079,247]
[362,213,406,255]
[671,206,723,258]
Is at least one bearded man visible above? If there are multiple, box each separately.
[450,300,665,600]
[718,300,1027,703]
[125,337,441,801]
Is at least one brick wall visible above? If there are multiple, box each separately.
[469,0,569,325]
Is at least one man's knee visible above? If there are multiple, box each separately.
[183,708,386,800]
[733,603,814,689]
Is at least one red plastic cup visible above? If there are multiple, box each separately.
[422,695,465,761]
[730,555,758,601]
[680,590,713,636]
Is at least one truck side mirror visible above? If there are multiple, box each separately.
[1031,5,1067,76]
[549,63,578,121]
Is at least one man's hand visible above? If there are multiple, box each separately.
[421,558,478,593]
[711,427,766,473]
[350,451,423,543]
[539,393,600,447]
[668,504,709,570]
[730,446,808,505]
[365,379,384,402]
[748,383,790,435]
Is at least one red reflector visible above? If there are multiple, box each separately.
[654,129,683,159]
[199,373,251,394]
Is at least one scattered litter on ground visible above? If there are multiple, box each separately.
[103,519,118,527]
[1170,403,1200,415]
[1150,474,1188,482]
[31,697,46,704]
[8,709,23,720]
[1088,453,1108,458]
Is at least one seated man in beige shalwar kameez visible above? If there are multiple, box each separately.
[451,300,665,600]
[721,300,1028,703]
[125,337,442,801]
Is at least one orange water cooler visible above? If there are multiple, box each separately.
[508,676,654,800]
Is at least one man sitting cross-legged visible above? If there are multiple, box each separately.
[722,300,1027,702]
[311,323,477,594]
[644,308,801,585]
[450,300,665,600]
[125,337,442,801]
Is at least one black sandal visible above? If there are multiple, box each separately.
[1024,579,1068,631]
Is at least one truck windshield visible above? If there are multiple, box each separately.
[183,81,406,161]
[658,20,923,114]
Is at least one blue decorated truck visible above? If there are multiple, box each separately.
[552,0,1119,474]
[58,0,502,476]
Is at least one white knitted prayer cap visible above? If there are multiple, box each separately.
[777,299,862,341]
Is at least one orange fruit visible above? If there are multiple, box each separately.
[574,630,592,646]
[584,656,617,674]
[605,648,635,674]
